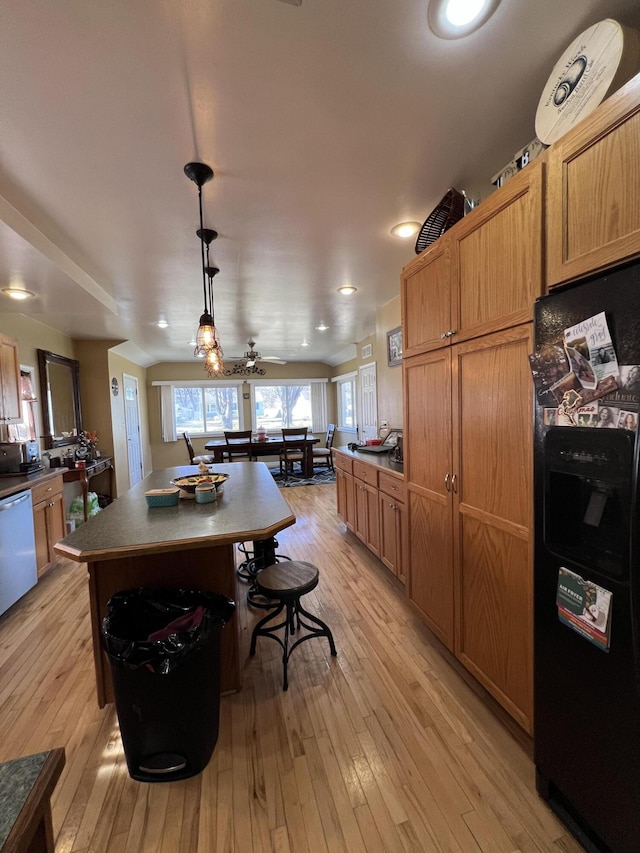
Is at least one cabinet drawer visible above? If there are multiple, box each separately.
[31,474,63,506]
[334,452,353,475]
[353,461,378,487]
[378,471,405,502]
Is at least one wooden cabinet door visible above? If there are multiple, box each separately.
[354,478,368,544]
[33,486,66,577]
[48,491,66,552]
[401,237,451,357]
[546,75,640,286]
[403,349,454,650]
[363,482,380,557]
[451,324,533,733]
[336,468,347,522]
[379,492,398,576]
[379,492,406,581]
[33,500,50,577]
[449,162,544,345]
[336,469,356,532]
[0,334,21,422]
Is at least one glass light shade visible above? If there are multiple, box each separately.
[204,342,225,376]
[194,312,216,356]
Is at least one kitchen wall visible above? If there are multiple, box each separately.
[332,295,403,447]
[147,359,336,470]
[2,294,403,485]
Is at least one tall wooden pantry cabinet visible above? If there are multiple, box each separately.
[402,162,544,733]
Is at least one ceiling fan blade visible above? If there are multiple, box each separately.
[261,356,287,364]
[275,0,302,5]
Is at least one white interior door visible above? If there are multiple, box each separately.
[359,362,378,442]
[123,374,143,487]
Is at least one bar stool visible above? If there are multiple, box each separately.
[249,561,337,690]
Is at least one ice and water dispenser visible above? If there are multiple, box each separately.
[543,427,635,580]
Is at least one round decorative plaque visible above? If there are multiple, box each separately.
[535,19,640,146]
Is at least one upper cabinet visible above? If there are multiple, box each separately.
[546,73,640,287]
[450,161,544,343]
[402,237,452,357]
[0,333,21,423]
[401,160,544,355]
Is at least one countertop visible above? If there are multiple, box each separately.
[0,469,64,502]
[54,462,296,563]
[333,445,404,476]
[0,748,65,850]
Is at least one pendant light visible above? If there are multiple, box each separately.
[184,162,224,375]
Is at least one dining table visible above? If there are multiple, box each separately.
[205,435,319,478]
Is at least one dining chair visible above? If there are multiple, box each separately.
[279,427,308,479]
[312,423,335,471]
[224,430,254,462]
[183,432,214,465]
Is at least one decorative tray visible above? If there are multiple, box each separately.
[170,473,230,494]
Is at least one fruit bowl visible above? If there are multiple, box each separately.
[170,473,230,494]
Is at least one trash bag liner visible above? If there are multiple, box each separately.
[102,587,234,675]
[101,587,235,782]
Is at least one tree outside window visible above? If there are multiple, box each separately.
[174,385,240,434]
[254,384,311,431]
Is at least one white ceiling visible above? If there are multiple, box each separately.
[1,0,638,367]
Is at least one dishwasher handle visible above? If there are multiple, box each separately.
[0,492,31,512]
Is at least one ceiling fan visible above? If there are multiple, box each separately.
[229,340,287,367]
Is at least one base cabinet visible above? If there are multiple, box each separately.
[32,475,66,577]
[335,450,406,581]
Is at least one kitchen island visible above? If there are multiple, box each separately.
[55,463,296,707]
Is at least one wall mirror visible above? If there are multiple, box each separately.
[37,350,82,449]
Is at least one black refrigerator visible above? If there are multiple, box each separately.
[534,260,640,853]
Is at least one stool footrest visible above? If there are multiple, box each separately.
[250,594,337,690]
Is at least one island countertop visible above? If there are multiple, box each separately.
[55,462,296,563]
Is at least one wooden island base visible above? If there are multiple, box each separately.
[56,463,296,709]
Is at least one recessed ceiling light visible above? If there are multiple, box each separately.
[315,323,329,331]
[301,340,310,347]
[337,285,357,296]
[390,221,421,238]
[156,319,169,328]
[1,286,36,301]
[428,0,500,39]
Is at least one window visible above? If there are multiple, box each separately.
[249,380,327,434]
[154,380,243,441]
[8,367,37,442]
[332,371,357,433]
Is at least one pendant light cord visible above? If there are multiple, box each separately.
[198,183,208,315]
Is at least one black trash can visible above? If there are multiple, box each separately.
[101,588,235,783]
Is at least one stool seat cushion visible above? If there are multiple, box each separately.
[256,561,319,598]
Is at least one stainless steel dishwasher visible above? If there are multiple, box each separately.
[0,489,37,616]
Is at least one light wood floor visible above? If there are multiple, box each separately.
[0,485,584,853]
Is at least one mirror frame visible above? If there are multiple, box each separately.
[37,349,82,449]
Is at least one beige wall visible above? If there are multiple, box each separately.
[147,360,336,470]
[108,352,152,492]
[332,295,403,447]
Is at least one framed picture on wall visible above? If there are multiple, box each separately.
[387,326,402,367]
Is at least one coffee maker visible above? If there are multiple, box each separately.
[0,440,42,475]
